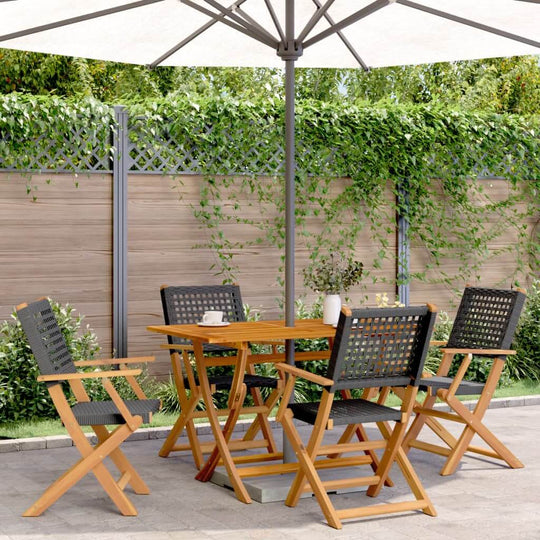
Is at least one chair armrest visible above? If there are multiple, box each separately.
[442,348,516,356]
[74,356,155,367]
[37,369,142,382]
[430,340,447,347]
[275,363,334,386]
[101,378,141,431]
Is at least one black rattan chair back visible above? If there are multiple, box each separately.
[160,285,245,353]
[447,287,526,350]
[17,298,76,380]
[327,305,437,392]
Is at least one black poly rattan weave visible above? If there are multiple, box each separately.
[160,284,278,390]
[327,306,437,392]
[72,399,160,425]
[446,287,526,350]
[17,298,76,378]
[160,285,245,353]
[290,398,402,426]
[418,376,485,396]
[420,287,525,396]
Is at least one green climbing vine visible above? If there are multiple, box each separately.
[1,94,538,293]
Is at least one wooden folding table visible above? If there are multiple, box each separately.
[147,319,335,503]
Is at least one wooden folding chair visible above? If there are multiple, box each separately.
[275,304,438,529]
[402,286,526,476]
[17,298,160,516]
[157,285,283,468]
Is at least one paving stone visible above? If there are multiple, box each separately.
[127,430,150,441]
[148,427,171,439]
[0,404,539,540]
[44,435,72,449]
[18,438,46,451]
[0,440,19,453]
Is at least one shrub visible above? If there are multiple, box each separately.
[508,280,540,381]
[424,311,453,375]
[148,376,181,414]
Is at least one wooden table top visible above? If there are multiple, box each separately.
[147,318,336,345]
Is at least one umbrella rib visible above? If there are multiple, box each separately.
[310,0,369,71]
[263,0,286,43]
[303,0,391,49]
[234,6,279,45]
[200,0,278,46]
[398,0,540,50]
[0,0,164,43]
[297,0,337,43]
[181,0,277,48]
[149,0,249,67]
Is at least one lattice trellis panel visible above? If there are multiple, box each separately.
[0,123,111,172]
[127,114,289,175]
[0,108,528,178]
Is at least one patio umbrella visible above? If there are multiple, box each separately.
[1,0,539,357]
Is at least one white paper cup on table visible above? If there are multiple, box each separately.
[202,310,224,324]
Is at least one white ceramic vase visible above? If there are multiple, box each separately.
[323,294,341,325]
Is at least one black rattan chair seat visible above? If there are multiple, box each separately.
[419,376,485,395]
[186,374,279,390]
[290,398,402,426]
[72,399,161,426]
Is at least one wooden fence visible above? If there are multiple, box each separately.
[0,171,536,378]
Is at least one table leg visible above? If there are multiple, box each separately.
[193,340,252,503]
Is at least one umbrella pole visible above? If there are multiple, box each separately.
[284,56,295,336]
[283,0,296,463]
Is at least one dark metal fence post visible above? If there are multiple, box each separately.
[112,106,129,358]
[397,180,410,306]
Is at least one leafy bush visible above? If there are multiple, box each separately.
[509,280,540,381]
[424,312,453,374]
[148,376,181,414]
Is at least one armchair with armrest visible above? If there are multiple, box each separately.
[17,298,160,516]
[275,304,438,529]
[402,286,526,475]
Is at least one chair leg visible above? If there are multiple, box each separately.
[93,425,150,494]
[394,447,437,516]
[366,420,406,498]
[285,391,334,509]
[24,424,139,517]
[281,409,342,530]
[158,392,201,459]
[402,391,438,453]
[368,418,436,517]
[441,393,524,475]
[242,385,282,453]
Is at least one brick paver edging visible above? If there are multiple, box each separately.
[1,395,539,454]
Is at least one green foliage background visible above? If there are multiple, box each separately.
[0,94,538,292]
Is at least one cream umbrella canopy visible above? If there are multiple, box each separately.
[1,0,539,354]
